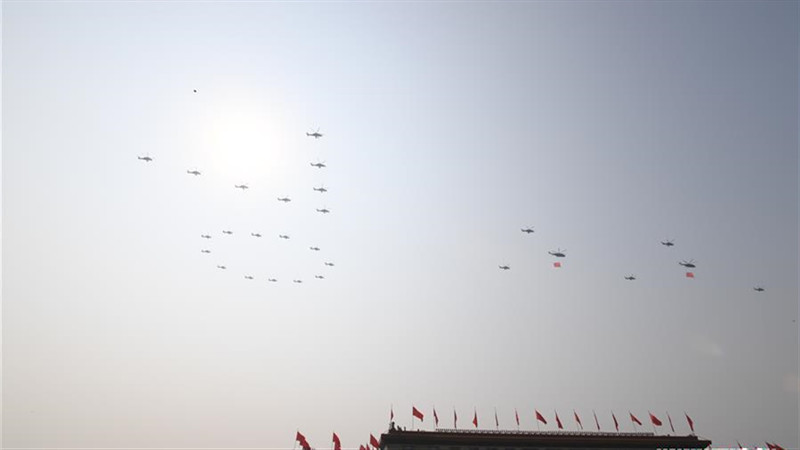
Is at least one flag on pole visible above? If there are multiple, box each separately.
[630,412,643,426]
[370,434,380,449]
[296,432,311,450]
[472,409,478,428]
[535,410,547,425]
[649,412,662,427]
[454,409,458,429]
[333,433,341,450]
[555,411,563,430]
[412,406,424,421]
[612,412,619,432]
[515,409,520,427]
[390,406,394,421]
[667,413,675,433]
[359,445,365,450]
[737,442,744,449]
[433,408,439,428]
[686,272,695,278]
[574,410,583,430]
[593,410,601,431]
[685,412,695,433]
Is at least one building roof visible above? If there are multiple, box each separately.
[380,428,711,449]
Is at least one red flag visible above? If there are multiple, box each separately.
[630,412,643,426]
[472,409,478,428]
[333,433,341,450]
[649,412,662,426]
[297,431,310,450]
[555,411,563,430]
[359,445,365,450]
[612,412,619,431]
[515,409,520,426]
[686,271,695,278]
[737,442,743,449]
[433,408,439,427]
[685,412,695,433]
[773,444,785,450]
[454,409,458,429]
[574,410,583,430]
[370,434,380,449]
[593,410,601,431]
[766,444,775,450]
[412,406,424,421]
[554,262,562,268]
[668,413,675,433]
[535,410,547,425]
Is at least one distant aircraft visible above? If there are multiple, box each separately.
[306,128,323,139]
[137,155,153,162]
[186,169,201,176]
[200,234,212,239]
[293,279,303,284]
[313,186,328,193]
[234,183,249,190]
[217,265,226,270]
[310,246,320,251]
[315,275,325,279]
[222,230,233,235]
[201,249,211,254]
[661,239,675,247]
[521,227,535,234]
[277,197,291,203]
[679,259,696,268]
[499,265,510,270]
[310,161,327,168]
[268,278,278,282]
[624,275,636,281]
[316,208,330,214]
[251,233,262,238]
[324,262,335,267]
[193,89,197,93]
[244,275,254,280]
[753,286,765,292]
[278,234,290,239]
[549,249,567,258]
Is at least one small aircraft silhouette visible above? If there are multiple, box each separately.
[624,275,636,281]
[186,169,201,176]
[661,239,675,247]
[251,233,262,238]
[234,184,249,190]
[309,246,320,251]
[217,265,226,270]
[499,265,511,270]
[278,234,290,239]
[200,234,212,239]
[306,128,323,139]
[521,227,535,234]
[310,161,326,168]
[293,279,303,284]
[268,278,278,282]
[201,249,211,254]
[313,186,328,193]
[137,155,153,162]
[277,197,291,203]
[549,249,567,258]
[315,275,325,279]
[753,286,765,292]
[316,208,330,214]
[222,230,233,235]
[679,259,696,268]
[324,262,335,267]
[193,89,197,93]
[244,275,254,280]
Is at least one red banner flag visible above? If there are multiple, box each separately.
[668,413,675,433]
[686,271,695,278]
[649,412,662,426]
[574,410,583,430]
[412,406,424,421]
[737,442,744,449]
[433,408,439,427]
[297,431,311,450]
[370,434,380,449]
[472,409,478,428]
[535,410,547,425]
[555,411,563,430]
[515,409,520,426]
[630,412,643,426]
[593,410,601,431]
[333,433,341,450]
[685,413,694,433]
[359,445,365,450]
[612,412,619,431]
[554,262,562,268]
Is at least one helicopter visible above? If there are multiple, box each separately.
[268,278,278,283]
[251,233,262,238]
[313,186,328,193]
[499,265,511,270]
[234,183,249,190]
[201,249,211,254]
[293,279,303,284]
[277,197,291,203]
[310,161,327,169]
[316,208,330,214]
[521,227,535,234]
[549,249,567,258]
[137,155,153,162]
[753,286,765,292]
[624,275,636,281]
[244,275,254,280]
[278,234,290,239]
[310,246,320,251]
[200,234,212,239]
[186,169,201,176]
[315,275,325,279]
[222,230,233,235]
[217,265,227,270]
[306,128,323,139]
[679,259,696,268]
[660,239,675,247]
[324,262,335,267]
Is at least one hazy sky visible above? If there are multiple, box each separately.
[3,1,798,449]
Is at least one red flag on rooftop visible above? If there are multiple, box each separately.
[612,412,619,431]
[685,412,695,433]
[686,272,695,278]
[296,432,307,444]
[668,413,675,433]
[472,409,478,428]
[333,433,341,450]
[434,408,439,427]
[630,412,643,426]
[574,410,583,430]
[649,412,662,426]
[370,434,380,449]
[766,443,775,450]
[359,445,365,450]
[593,410,601,431]
[535,410,547,425]
[737,442,744,449]
[515,409,520,427]
[555,411,563,430]
[412,406,424,421]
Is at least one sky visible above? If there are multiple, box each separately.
[2,1,798,449]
